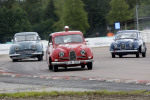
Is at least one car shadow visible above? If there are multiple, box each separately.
[113,55,143,58]
[50,67,88,72]
[18,59,44,62]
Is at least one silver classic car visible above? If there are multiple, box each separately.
[9,32,44,62]
[110,30,147,58]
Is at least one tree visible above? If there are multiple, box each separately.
[0,0,16,8]
[33,19,54,40]
[31,0,57,39]
[138,1,150,19]
[55,0,89,33]
[12,7,32,33]
[125,0,137,10]
[107,0,132,24]
[83,0,110,37]
[44,0,57,21]
[23,0,42,24]
[0,6,31,43]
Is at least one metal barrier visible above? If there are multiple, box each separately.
[0,30,150,55]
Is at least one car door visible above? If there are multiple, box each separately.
[139,32,146,53]
[46,35,53,64]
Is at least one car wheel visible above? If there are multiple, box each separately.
[81,65,85,68]
[87,62,92,70]
[53,65,58,72]
[112,53,115,58]
[48,64,53,70]
[48,59,53,70]
[119,55,122,58]
[12,59,18,62]
[142,52,146,57]
[136,52,139,58]
[38,56,43,61]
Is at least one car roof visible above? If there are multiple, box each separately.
[50,31,83,37]
[117,30,139,33]
[15,32,38,36]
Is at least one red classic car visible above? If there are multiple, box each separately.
[46,27,94,72]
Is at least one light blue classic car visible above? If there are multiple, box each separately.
[110,30,147,58]
[9,32,44,62]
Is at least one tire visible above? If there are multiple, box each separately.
[119,55,122,58]
[48,58,53,70]
[12,59,18,62]
[53,65,58,72]
[87,62,92,70]
[112,53,115,58]
[136,52,139,58]
[38,55,43,61]
[142,52,146,57]
[81,65,85,68]
[48,65,53,70]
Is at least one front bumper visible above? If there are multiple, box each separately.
[110,50,138,53]
[9,52,43,59]
[52,59,94,65]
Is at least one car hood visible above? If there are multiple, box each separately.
[14,41,37,49]
[114,39,135,44]
[55,43,87,52]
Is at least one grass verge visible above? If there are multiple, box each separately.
[0,90,150,98]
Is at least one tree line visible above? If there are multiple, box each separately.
[0,0,149,43]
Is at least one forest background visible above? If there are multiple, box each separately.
[0,0,149,43]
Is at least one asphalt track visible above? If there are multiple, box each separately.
[0,44,150,92]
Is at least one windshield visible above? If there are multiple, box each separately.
[54,34,84,44]
[116,32,137,40]
[15,34,37,42]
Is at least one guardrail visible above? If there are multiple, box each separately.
[0,30,150,55]
[0,44,11,55]
[85,37,113,47]
[141,30,150,43]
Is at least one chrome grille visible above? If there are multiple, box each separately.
[69,51,76,60]
[121,43,126,49]
[16,50,34,55]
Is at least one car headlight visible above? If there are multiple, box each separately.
[80,50,86,55]
[31,45,36,50]
[129,43,133,47]
[59,51,64,57]
[15,46,19,51]
[114,43,118,48]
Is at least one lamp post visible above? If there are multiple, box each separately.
[136,5,139,30]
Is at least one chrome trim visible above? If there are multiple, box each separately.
[9,52,42,57]
[59,51,64,57]
[11,56,31,59]
[110,50,138,53]
[9,54,20,57]
[114,43,117,48]
[32,52,43,55]
[52,59,94,65]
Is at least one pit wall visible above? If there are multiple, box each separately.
[0,30,150,55]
